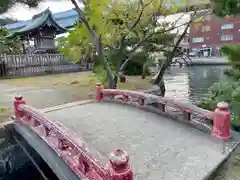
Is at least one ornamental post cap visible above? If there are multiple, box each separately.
[15,95,23,100]
[109,149,129,166]
[217,102,229,109]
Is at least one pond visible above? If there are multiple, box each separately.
[165,65,240,180]
[164,65,227,104]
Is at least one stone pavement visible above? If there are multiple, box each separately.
[45,101,239,180]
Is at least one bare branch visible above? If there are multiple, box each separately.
[171,12,186,27]
[152,10,212,85]
[130,0,154,30]
[132,9,211,54]
[119,9,211,73]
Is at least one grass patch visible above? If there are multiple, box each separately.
[0,107,10,123]
[0,72,152,101]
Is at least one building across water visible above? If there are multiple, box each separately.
[189,14,240,57]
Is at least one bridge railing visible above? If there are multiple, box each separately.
[13,95,133,180]
[95,83,231,141]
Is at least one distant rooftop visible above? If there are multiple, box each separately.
[5,9,78,32]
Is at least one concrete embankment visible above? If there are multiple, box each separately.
[172,57,228,66]
[0,122,41,179]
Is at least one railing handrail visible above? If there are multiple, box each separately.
[101,88,215,119]
[95,84,231,141]
[18,104,109,178]
[14,95,134,180]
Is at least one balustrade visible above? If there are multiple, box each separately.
[95,83,231,141]
[13,95,133,180]
[12,84,231,180]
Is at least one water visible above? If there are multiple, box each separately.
[164,65,227,104]
[2,65,228,179]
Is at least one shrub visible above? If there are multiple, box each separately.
[199,44,240,126]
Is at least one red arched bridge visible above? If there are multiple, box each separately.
[11,83,239,180]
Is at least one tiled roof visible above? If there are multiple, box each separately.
[5,9,78,32]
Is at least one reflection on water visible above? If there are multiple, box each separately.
[164,66,227,104]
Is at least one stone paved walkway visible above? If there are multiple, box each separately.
[45,101,239,180]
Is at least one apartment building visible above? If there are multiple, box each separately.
[189,15,240,57]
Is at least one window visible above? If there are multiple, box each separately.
[221,35,233,41]
[192,37,204,43]
[221,23,233,30]
[201,25,211,32]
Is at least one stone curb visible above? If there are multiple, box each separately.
[41,100,93,113]
[202,142,240,180]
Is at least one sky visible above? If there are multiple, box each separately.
[0,0,197,35]
[0,0,209,21]
[1,0,75,20]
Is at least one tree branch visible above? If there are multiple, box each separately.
[120,20,187,72]
[171,12,186,27]
[129,21,187,54]
[131,9,211,54]
[130,0,154,30]
[119,10,211,73]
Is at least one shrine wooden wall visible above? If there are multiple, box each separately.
[0,54,92,77]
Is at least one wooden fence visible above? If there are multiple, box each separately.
[0,53,92,77]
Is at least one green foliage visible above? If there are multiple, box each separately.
[58,0,177,84]
[221,45,240,70]
[0,27,21,53]
[124,52,148,75]
[200,80,240,126]
[89,66,109,87]
[212,0,240,17]
[200,44,240,126]
[223,68,240,80]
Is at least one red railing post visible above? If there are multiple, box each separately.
[96,83,103,102]
[212,102,231,141]
[14,95,26,119]
[108,149,133,180]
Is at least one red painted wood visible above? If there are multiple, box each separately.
[14,95,26,119]
[95,84,231,140]
[19,105,107,179]
[13,85,232,180]
[212,102,231,141]
[100,88,214,119]
[14,95,134,180]
[96,83,104,102]
[108,149,133,180]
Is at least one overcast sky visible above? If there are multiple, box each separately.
[1,0,75,20]
[0,0,191,34]
[1,0,189,20]
[0,0,208,21]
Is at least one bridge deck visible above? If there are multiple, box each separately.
[45,101,228,180]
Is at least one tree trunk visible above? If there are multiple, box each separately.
[152,23,190,96]
[70,0,115,88]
